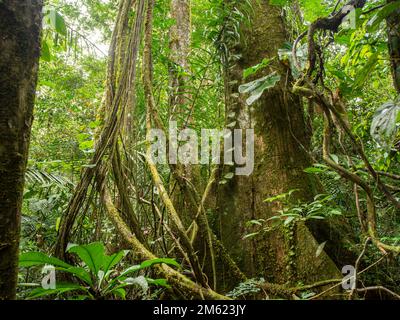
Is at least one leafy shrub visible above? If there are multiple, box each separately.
[19,242,179,300]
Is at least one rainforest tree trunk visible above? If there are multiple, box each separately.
[169,0,191,119]
[217,0,341,291]
[387,0,400,93]
[0,0,42,300]
[168,0,200,226]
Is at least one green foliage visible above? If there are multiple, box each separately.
[226,278,265,299]
[272,0,330,21]
[367,1,400,32]
[303,164,329,174]
[20,252,71,269]
[16,0,400,300]
[264,189,299,204]
[266,193,343,226]
[46,7,67,36]
[19,242,179,300]
[299,0,330,22]
[243,58,273,79]
[243,190,343,240]
[214,0,253,63]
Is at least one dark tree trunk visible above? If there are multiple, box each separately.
[0,0,42,300]
[387,0,400,93]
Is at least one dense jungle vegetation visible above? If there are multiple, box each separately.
[1,0,400,301]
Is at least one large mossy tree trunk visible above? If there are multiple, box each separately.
[0,0,42,300]
[216,0,341,291]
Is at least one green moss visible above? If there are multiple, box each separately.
[283,223,297,283]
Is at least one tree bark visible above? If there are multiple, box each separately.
[217,0,341,291]
[0,0,43,300]
[387,0,400,93]
[168,0,201,228]
[169,0,191,122]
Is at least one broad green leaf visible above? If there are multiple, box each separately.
[300,0,329,22]
[67,242,105,275]
[245,219,265,227]
[117,258,180,280]
[48,9,67,36]
[111,288,126,299]
[314,194,333,202]
[19,252,72,269]
[242,232,259,240]
[117,265,142,278]
[41,40,51,62]
[243,58,273,79]
[352,53,379,91]
[27,283,87,300]
[140,258,180,269]
[264,190,299,203]
[62,266,93,286]
[55,217,61,232]
[103,250,128,275]
[329,209,342,216]
[146,278,170,288]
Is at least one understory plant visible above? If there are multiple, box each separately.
[265,191,343,226]
[19,242,180,300]
[243,190,343,241]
